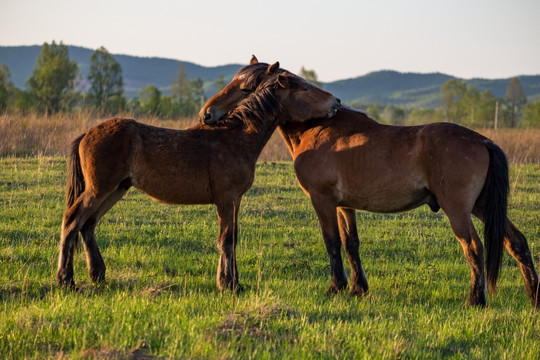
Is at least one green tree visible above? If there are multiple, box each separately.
[366,104,381,120]
[440,78,467,123]
[171,61,189,102]
[380,105,405,125]
[0,64,12,112]
[505,77,527,127]
[407,108,445,125]
[27,41,78,114]
[474,90,497,128]
[88,46,124,112]
[299,66,322,87]
[138,85,162,115]
[189,77,205,108]
[522,99,540,128]
[462,86,480,127]
[170,61,206,116]
[214,75,226,93]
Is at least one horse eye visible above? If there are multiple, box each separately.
[241,88,251,93]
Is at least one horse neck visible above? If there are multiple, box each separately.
[276,122,313,160]
[277,109,379,160]
[229,87,283,162]
[230,115,281,164]
[276,125,296,157]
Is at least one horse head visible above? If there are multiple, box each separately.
[200,55,340,125]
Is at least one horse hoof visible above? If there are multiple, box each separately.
[56,273,75,288]
[468,295,487,307]
[232,283,244,294]
[327,285,346,294]
[349,286,368,297]
[89,267,106,283]
[217,280,242,293]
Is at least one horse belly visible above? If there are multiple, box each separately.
[338,173,432,214]
[131,169,212,205]
[140,186,212,205]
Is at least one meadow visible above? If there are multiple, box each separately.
[0,114,539,359]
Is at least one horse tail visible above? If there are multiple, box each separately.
[65,134,85,210]
[482,140,509,295]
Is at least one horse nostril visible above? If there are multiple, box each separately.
[203,111,218,125]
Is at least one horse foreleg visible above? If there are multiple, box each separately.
[503,219,539,308]
[80,187,129,283]
[215,199,241,291]
[448,212,486,306]
[311,197,347,293]
[337,207,368,296]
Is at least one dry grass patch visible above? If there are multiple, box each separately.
[481,128,540,164]
[213,295,297,342]
[1,113,538,163]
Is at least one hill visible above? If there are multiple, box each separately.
[1,45,540,107]
[0,45,243,98]
[325,70,540,108]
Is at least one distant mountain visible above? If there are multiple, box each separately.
[1,45,540,107]
[0,45,243,98]
[325,70,540,108]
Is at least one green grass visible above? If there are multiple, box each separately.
[0,158,539,359]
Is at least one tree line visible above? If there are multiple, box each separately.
[0,41,215,117]
[347,76,539,128]
[1,41,539,128]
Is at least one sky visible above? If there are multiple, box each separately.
[1,0,539,82]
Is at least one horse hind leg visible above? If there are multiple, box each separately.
[80,184,130,283]
[337,207,368,296]
[447,211,487,306]
[503,219,539,308]
[57,191,109,287]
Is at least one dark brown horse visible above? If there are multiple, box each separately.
[200,56,539,307]
[56,61,340,291]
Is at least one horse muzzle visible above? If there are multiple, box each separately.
[200,107,226,125]
[328,98,341,118]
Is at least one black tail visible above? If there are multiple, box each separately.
[483,140,509,295]
[65,134,85,210]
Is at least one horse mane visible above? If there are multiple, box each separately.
[227,83,282,133]
[237,63,275,89]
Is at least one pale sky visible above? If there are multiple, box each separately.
[1,0,539,82]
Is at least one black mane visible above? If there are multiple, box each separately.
[228,83,282,133]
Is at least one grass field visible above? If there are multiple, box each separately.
[0,157,538,359]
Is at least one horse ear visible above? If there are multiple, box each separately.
[250,55,259,65]
[266,62,280,75]
[276,73,289,88]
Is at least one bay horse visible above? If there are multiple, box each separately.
[56,61,340,291]
[200,56,539,307]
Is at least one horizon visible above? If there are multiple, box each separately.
[2,0,539,83]
[2,43,539,83]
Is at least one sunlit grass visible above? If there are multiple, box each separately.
[1,158,538,359]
